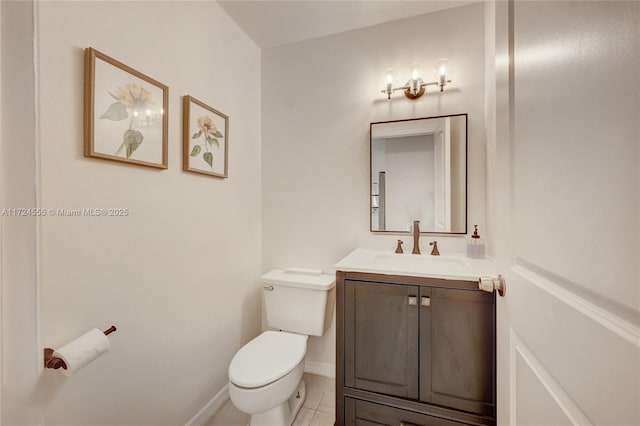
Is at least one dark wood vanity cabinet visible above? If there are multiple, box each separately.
[336,271,496,426]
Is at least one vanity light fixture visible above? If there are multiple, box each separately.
[382,60,452,100]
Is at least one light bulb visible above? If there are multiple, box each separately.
[386,73,393,85]
[409,64,422,82]
[407,64,423,97]
[434,59,452,92]
[383,68,397,100]
[384,68,397,86]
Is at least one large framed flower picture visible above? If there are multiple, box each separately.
[182,96,229,178]
[84,47,168,169]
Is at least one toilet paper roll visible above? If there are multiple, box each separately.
[52,328,111,376]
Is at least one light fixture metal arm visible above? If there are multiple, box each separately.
[381,79,452,100]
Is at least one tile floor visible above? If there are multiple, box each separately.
[206,373,335,426]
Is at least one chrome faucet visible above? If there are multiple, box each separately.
[412,220,420,254]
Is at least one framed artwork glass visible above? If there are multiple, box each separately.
[84,47,168,169]
[182,95,229,178]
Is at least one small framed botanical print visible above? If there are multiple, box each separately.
[182,96,229,178]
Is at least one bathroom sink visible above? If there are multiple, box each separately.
[373,253,472,276]
[334,248,496,281]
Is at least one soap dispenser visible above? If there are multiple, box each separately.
[466,225,486,259]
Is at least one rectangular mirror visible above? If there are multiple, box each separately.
[370,114,467,234]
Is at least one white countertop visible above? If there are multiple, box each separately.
[334,248,496,282]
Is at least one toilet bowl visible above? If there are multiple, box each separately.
[228,268,336,426]
[229,331,308,426]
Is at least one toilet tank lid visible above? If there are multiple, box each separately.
[228,331,308,388]
[262,269,335,290]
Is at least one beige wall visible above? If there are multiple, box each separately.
[2,2,489,422]
[2,1,262,425]
[1,1,40,424]
[261,3,486,369]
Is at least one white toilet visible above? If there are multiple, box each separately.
[228,268,336,426]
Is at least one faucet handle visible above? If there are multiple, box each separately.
[395,240,404,254]
[429,241,440,256]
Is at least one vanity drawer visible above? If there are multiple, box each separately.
[345,398,468,426]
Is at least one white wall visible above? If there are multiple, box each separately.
[2,1,262,425]
[1,2,41,424]
[262,3,485,369]
[484,1,497,260]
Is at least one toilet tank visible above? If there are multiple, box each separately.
[262,268,336,336]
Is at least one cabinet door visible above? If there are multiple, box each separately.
[345,398,468,426]
[345,280,419,399]
[420,287,495,416]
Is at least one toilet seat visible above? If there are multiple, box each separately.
[229,331,307,389]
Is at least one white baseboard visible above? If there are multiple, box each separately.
[186,362,334,426]
[304,361,335,378]
[185,384,229,426]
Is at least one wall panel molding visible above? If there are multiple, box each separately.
[513,261,640,347]
[510,327,592,426]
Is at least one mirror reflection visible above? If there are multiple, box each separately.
[370,114,467,233]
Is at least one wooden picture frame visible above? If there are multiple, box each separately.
[84,47,168,169]
[182,96,229,178]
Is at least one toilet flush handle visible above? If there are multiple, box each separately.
[263,285,274,291]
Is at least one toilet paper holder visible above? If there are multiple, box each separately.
[44,325,117,370]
